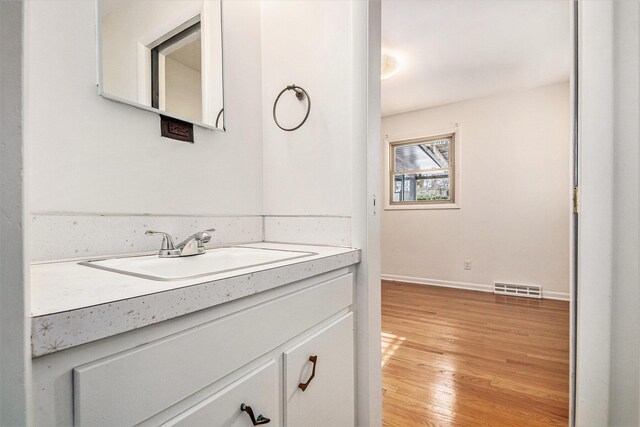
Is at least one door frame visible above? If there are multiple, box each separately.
[570,1,578,424]
[0,1,32,426]
[369,1,601,426]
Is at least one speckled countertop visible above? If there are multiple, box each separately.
[30,243,360,357]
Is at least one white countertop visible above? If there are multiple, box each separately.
[30,242,360,357]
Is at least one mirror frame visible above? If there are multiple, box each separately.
[95,0,226,131]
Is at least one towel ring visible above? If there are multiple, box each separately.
[273,84,311,131]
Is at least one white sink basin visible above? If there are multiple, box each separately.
[79,247,317,281]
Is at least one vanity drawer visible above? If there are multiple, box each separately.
[284,312,354,427]
[73,273,352,426]
[162,360,280,427]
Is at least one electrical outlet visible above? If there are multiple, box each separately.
[464,260,472,270]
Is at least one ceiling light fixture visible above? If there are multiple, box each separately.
[381,51,402,80]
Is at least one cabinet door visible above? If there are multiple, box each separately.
[283,313,354,427]
[162,360,280,427]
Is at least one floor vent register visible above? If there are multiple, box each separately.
[494,282,542,299]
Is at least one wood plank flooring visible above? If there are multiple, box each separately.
[381,280,570,426]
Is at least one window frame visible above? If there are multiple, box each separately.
[385,128,461,210]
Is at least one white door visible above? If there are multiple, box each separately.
[284,313,355,427]
[163,360,280,427]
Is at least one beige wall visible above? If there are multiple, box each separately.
[381,82,571,297]
[164,57,202,123]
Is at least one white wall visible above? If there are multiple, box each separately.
[260,0,353,218]
[381,83,571,297]
[25,0,262,217]
[26,0,361,251]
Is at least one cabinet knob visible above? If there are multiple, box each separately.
[298,355,318,392]
[240,403,270,425]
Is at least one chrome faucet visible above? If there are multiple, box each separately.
[145,229,215,258]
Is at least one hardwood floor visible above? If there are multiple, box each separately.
[381,280,570,426]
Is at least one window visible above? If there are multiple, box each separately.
[389,134,456,206]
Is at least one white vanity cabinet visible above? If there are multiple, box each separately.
[162,313,354,427]
[32,268,356,427]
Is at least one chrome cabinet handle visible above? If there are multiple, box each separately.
[298,355,318,392]
[240,403,270,425]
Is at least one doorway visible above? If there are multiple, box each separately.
[379,1,575,425]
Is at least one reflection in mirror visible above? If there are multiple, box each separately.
[99,0,224,130]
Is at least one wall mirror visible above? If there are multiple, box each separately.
[98,0,224,130]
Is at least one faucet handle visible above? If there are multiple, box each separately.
[145,230,180,257]
[195,228,215,246]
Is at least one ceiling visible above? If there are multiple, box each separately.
[381,0,571,117]
[100,0,131,18]
[167,37,202,72]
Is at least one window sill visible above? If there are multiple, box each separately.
[384,203,460,211]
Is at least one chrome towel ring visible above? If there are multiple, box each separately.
[272,84,311,131]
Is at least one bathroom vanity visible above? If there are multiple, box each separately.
[31,243,360,426]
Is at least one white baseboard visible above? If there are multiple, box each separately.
[540,291,571,301]
[381,274,493,293]
[381,274,570,301]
